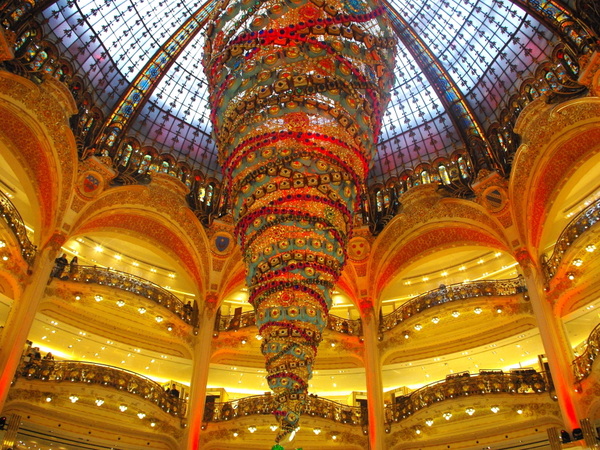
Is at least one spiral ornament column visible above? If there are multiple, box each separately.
[203,0,395,444]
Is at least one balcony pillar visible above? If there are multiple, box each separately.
[0,232,65,411]
[361,301,385,450]
[517,250,582,430]
[184,296,217,450]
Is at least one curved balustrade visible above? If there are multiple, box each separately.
[543,198,600,280]
[380,277,527,333]
[0,190,37,265]
[386,370,548,424]
[573,322,600,382]
[67,265,197,327]
[204,394,366,426]
[17,359,186,417]
[216,310,362,336]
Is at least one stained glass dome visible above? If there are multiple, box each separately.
[37,0,586,182]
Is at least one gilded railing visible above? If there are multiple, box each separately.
[573,322,600,382]
[542,198,600,280]
[385,370,548,424]
[68,265,197,327]
[204,394,366,426]
[0,190,36,265]
[216,310,363,336]
[17,359,186,417]
[380,277,527,333]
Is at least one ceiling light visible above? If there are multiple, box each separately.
[415,427,421,435]
[431,317,440,324]
[516,409,523,414]
[2,256,8,261]
[167,325,173,331]
[150,422,156,427]
[495,252,502,257]
[247,426,257,433]
[458,266,466,271]
[132,262,139,266]
[332,435,337,440]
[465,407,475,416]
[474,307,482,314]
[74,295,81,300]
[232,431,238,437]
[573,259,583,267]
[586,244,596,252]
[116,300,125,307]
[443,412,452,420]
[137,412,146,419]
[119,405,127,412]
[425,418,434,426]
[440,271,448,277]
[114,254,121,260]
[95,295,103,302]
[0,241,5,247]
[496,307,503,313]
[69,395,79,403]
[155,316,163,323]
[491,406,500,413]
[270,425,278,431]
[168,273,176,278]
[414,324,422,331]
[45,396,52,402]
[452,311,460,318]
[95,399,104,406]
[568,272,575,280]
[313,427,321,435]
[241,339,247,344]
[138,307,146,314]
[255,334,263,340]
[404,332,410,339]
[94,245,103,252]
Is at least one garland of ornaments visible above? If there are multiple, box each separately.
[203,0,395,443]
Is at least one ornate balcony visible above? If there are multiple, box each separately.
[0,190,36,265]
[17,359,186,417]
[386,370,548,424]
[204,394,366,427]
[543,197,600,280]
[380,277,527,333]
[66,265,196,326]
[573,322,600,382]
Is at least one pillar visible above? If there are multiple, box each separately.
[185,300,217,450]
[517,250,582,430]
[361,302,385,450]
[0,234,64,411]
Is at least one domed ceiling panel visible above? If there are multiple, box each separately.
[41,0,561,182]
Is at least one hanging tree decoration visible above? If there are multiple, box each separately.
[203,0,395,443]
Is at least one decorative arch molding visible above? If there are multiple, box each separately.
[70,208,206,295]
[70,184,212,293]
[0,71,77,239]
[511,96,600,250]
[374,225,509,302]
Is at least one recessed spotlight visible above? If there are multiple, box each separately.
[95,399,104,406]
[95,295,103,302]
[119,405,127,412]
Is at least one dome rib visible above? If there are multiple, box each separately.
[383,0,503,176]
[92,0,215,158]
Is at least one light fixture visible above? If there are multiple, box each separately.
[332,435,337,441]
[255,334,263,340]
[403,332,410,339]
[248,426,257,433]
[313,427,321,435]
[516,409,523,414]
[119,405,127,412]
[443,412,452,420]
[94,245,103,252]
[137,412,146,419]
[116,300,125,307]
[132,261,139,266]
[167,325,173,331]
[0,241,5,247]
[45,396,52,402]
[568,272,575,280]
[2,256,8,261]
[95,399,104,406]
[150,422,156,427]
[69,395,79,403]
[573,259,583,267]
[425,418,434,426]
[431,317,440,324]
[232,431,238,437]
[496,307,503,313]
[452,311,460,318]
[465,407,475,416]
[586,244,596,252]
[74,295,81,300]
[415,427,422,435]
[270,425,278,431]
[491,406,500,413]
[414,324,422,331]
[241,339,247,345]
[95,295,103,302]
[114,254,121,260]
[474,307,482,314]
[138,307,146,314]
[155,316,163,323]
[168,273,176,278]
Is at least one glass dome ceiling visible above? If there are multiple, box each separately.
[41,0,558,181]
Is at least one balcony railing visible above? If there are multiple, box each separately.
[204,394,366,426]
[542,198,600,280]
[216,310,363,336]
[573,322,600,382]
[17,359,186,417]
[0,190,37,265]
[386,370,548,424]
[380,277,527,333]
[67,265,197,327]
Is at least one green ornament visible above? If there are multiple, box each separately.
[271,445,285,450]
